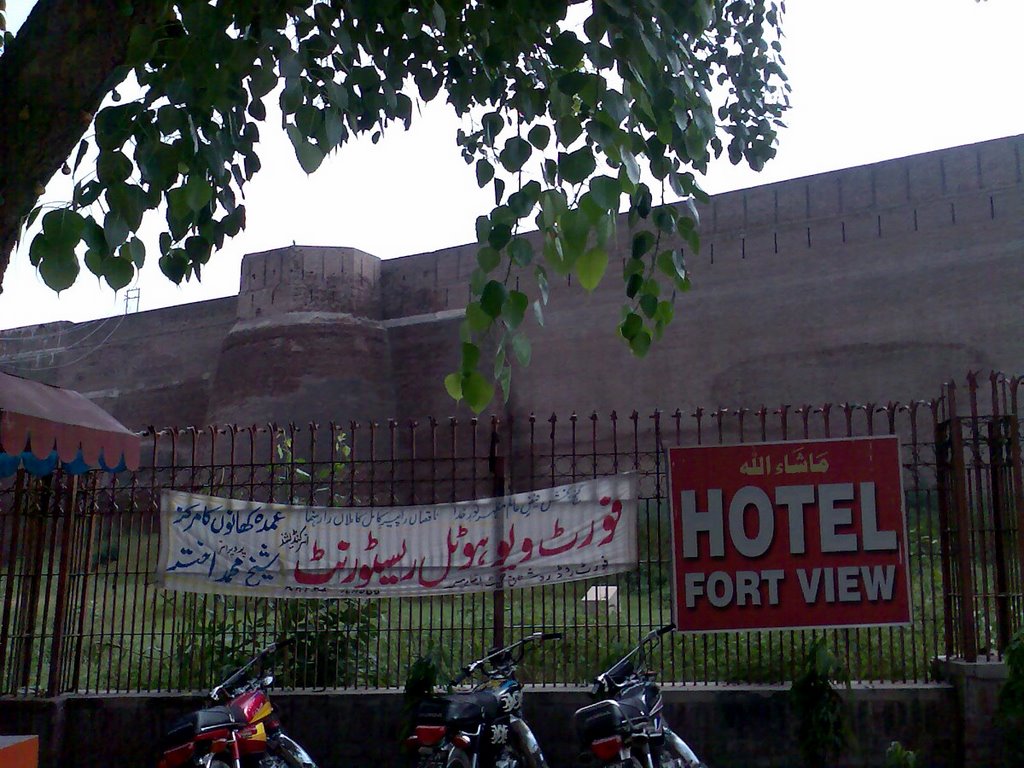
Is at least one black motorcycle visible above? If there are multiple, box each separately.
[406,631,563,768]
[573,624,705,768]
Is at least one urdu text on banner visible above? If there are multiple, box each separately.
[157,476,637,598]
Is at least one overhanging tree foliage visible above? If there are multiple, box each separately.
[0,0,788,411]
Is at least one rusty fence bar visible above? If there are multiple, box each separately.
[0,374,1021,695]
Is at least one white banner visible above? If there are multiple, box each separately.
[156,476,637,598]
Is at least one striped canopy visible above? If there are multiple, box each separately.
[0,370,140,478]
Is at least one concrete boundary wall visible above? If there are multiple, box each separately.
[0,683,976,768]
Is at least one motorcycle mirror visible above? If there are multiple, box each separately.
[262,674,274,688]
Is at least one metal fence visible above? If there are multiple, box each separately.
[1,372,1021,695]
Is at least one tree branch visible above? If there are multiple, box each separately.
[0,0,162,294]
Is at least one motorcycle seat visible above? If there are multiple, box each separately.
[440,691,502,725]
[162,706,236,749]
[195,706,237,731]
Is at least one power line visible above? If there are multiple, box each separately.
[4,313,128,370]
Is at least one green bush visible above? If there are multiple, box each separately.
[790,636,851,768]
[997,627,1024,764]
[884,741,917,768]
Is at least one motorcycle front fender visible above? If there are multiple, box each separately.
[275,733,319,768]
[662,727,701,768]
[510,716,548,768]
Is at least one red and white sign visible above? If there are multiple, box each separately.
[668,436,911,632]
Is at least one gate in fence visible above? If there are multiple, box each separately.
[0,372,1021,695]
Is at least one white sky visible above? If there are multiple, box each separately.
[2,0,1023,331]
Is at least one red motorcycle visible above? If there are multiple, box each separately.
[158,638,317,768]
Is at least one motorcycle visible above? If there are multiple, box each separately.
[405,631,563,768]
[573,624,705,768]
[157,638,318,768]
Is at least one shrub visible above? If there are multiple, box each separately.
[790,636,851,768]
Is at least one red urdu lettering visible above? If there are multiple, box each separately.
[538,519,578,556]
[418,529,458,588]
[292,561,337,585]
[598,499,623,545]
[577,521,595,548]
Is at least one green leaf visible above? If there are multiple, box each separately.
[535,265,549,304]
[499,136,532,173]
[250,65,277,99]
[527,124,551,150]
[183,175,213,212]
[463,372,494,414]
[81,216,107,253]
[73,181,104,208]
[475,215,491,244]
[96,150,133,185]
[504,290,528,329]
[287,123,324,174]
[589,176,621,211]
[625,272,643,299]
[477,246,501,273]
[555,116,582,145]
[159,248,189,284]
[136,140,178,188]
[511,331,531,366]
[633,231,656,259]
[620,312,643,340]
[532,299,545,327]
[106,183,147,230]
[185,235,212,265]
[460,342,481,373]
[95,104,140,151]
[124,237,146,268]
[653,206,677,233]
[38,245,80,292]
[71,140,89,174]
[508,181,540,218]
[103,256,134,291]
[559,148,596,185]
[480,280,507,318]
[497,363,512,403]
[509,238,533,267]
[84,248,106,277]
[629,328,652,357]
[482,112,504,145]
[488,223,512,250]
[621,148,641,185]
[476,159,494,187]
[466,302,492,332]
[103,212,129,249]
[444,372,463,402]
[550,30,584,67]
[42,210,85,249]
[640,293,658,318]
[575,246,608,292]
[655,300,674,325]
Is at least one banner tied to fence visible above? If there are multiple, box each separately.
[156,476,637,598]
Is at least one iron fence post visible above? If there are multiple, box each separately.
[987,418,1013,652]
[947,384,979,660]
[489,426,506,650]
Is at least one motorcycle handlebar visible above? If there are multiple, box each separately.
[449,632,563,685]
[211,637,295,698]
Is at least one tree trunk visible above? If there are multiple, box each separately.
[0,0,162,295]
